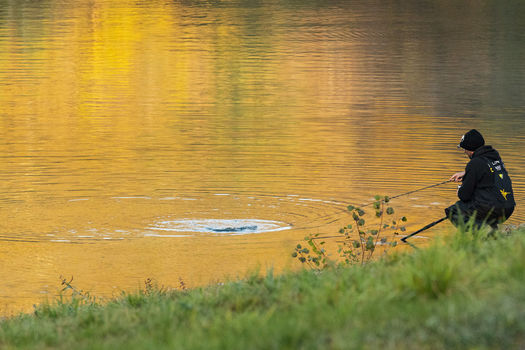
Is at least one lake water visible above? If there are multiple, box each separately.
[1,0,524,315]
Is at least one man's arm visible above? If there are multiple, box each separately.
[457,161,480,201]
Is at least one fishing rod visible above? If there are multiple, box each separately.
[400,216,447,242]
[380,179,451,203]
[352,179,451,209]
[311,180,451,240]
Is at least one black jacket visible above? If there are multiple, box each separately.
[458,145,516,210]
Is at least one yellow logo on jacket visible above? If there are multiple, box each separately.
[500,189,510,200]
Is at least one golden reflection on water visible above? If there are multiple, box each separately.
[1,0,524,315]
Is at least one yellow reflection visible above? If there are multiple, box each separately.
[0,0,523,316]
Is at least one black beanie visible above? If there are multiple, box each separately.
[458,129,485,151]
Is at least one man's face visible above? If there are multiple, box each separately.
[463,148,473,159]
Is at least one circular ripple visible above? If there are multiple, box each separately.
[145,219,292,237]
[0,192,351,243]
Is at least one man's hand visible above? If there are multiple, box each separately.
[449,171,465,182]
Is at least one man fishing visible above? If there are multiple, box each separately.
[446,129,515,228]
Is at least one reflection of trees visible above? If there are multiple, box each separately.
[0,0,524,198]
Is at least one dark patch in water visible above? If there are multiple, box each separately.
[207,225,258,233]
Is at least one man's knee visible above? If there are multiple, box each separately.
[445,201,477,227]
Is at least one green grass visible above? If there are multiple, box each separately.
[1,226,525,349]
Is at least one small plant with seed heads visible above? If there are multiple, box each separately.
[292,195,406,268]
[291,235,329,270]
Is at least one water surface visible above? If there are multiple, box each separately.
[1,0,524,315]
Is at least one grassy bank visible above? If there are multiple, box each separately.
[1,227,525,349]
